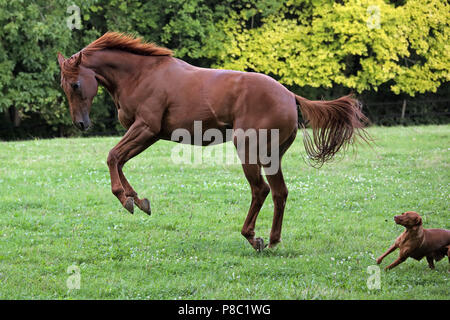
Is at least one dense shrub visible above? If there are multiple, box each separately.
[0,0,448,139]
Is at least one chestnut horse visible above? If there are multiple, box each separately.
[58,32,369,251]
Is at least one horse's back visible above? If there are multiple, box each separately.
[231,71,297,130]
[160,59,298,142]
[189,65,298,131]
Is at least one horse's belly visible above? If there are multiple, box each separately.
[160,119,232,146]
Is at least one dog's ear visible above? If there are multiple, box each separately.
[414,215,422,226]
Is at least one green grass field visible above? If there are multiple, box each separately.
[0,125,448,299]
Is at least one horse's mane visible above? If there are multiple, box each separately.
[82,32,173,57]
[60,32,173,79]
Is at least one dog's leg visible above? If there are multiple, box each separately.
[447,246,450,272]
[377,244,397,265]
[426,256,435,270]
[385,255,407,270]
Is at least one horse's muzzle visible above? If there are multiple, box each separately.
[74,117,91,131]
[73,115,92,131]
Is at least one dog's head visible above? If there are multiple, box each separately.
[394,211,422,228]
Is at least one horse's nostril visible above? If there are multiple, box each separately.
[78,122,85,130]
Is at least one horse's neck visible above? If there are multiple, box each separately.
[83,50,142,96]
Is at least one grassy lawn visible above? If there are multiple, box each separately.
[0,125,448,299]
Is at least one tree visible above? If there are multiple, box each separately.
[0,0,74,128]
[0,0,448,138]
[206,0,449,96]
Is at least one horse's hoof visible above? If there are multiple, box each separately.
[124,197,134,214]
[138,198,151,215]
[255,237,265,252]
[268,240,280,249]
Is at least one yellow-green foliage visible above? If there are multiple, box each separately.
[209,0,449,96]
[0,0,448,135]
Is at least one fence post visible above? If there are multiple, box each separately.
[401,99,407,120]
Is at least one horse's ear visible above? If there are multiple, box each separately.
[57,52,65,68]
[74,52,82,66]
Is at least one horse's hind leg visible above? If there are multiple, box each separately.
[265,167,288,248]
[241,163,270,251]
[264,130,296,248]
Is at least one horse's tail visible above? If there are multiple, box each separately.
[294,94,371,167]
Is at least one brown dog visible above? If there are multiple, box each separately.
[377,211,450,270]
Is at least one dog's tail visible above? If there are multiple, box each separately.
[295,94,371,167]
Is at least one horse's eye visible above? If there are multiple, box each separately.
[71,82,80,90]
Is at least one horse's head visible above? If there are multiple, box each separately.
[58,52,98,131]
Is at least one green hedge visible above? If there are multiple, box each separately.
[0,0,448,139]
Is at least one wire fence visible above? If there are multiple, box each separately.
[362,98,450,126]
[0,98,449,140]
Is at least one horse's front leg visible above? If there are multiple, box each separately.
[107,120,158,214]
[118,169,152,215]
